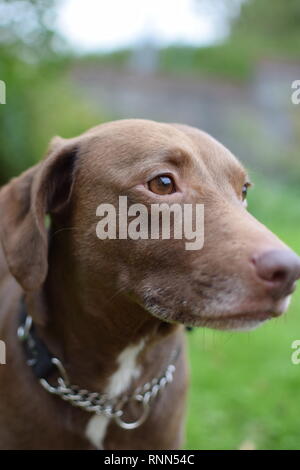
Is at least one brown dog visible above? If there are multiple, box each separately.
[0,119,299,450]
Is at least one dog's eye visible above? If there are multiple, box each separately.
[148,175,176,195]
[242,183,250,201]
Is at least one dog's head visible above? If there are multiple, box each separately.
[1,119,299,331]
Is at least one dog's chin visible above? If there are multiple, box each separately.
[143,304,272,331]
[195,296,293,332]
[191,315,269,332]
[143,295,293,332]
[144,296,291,332]
[170,311,273,332]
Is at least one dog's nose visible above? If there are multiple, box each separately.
[252,249,300,298]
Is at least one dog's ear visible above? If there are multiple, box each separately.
[0,136,79,292]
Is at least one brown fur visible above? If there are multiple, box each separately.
[0,119,299,449]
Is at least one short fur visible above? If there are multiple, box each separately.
[0,119,299,449]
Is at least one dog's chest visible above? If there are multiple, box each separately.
[85,340,144,449]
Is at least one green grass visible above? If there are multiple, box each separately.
[186,177,300,450]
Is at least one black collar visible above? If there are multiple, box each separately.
[18,298,192,381]
[18,299,56,379]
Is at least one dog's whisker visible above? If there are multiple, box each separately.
[52,226,79,237]
[106,286,126,304]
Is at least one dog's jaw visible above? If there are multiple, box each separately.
[141,287,293,332]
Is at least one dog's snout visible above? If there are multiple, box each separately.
[252,249,300,297]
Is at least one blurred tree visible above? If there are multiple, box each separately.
[161,0,300,81]
[226,0,300,59]
[194,0,300,52]
[0,0,65,63]
[232,0,300,39]
[0,0,102,184]
[0,0,65,182]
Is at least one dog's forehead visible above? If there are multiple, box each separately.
[80,120,194,176]
[83,119,191,159]
[80,120,248,189]
[170,125,249,199]
[172,123,248,182]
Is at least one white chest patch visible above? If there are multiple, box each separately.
[85,340,145,449]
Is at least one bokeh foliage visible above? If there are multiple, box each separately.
[0,0,103,184]
[161,0,300,80]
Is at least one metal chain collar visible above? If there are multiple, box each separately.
[40,357,176,430]
[18,313,178,430]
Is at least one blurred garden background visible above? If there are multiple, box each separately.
[1,0,300,450]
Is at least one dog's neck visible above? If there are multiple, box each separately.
[30,229,178,392]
